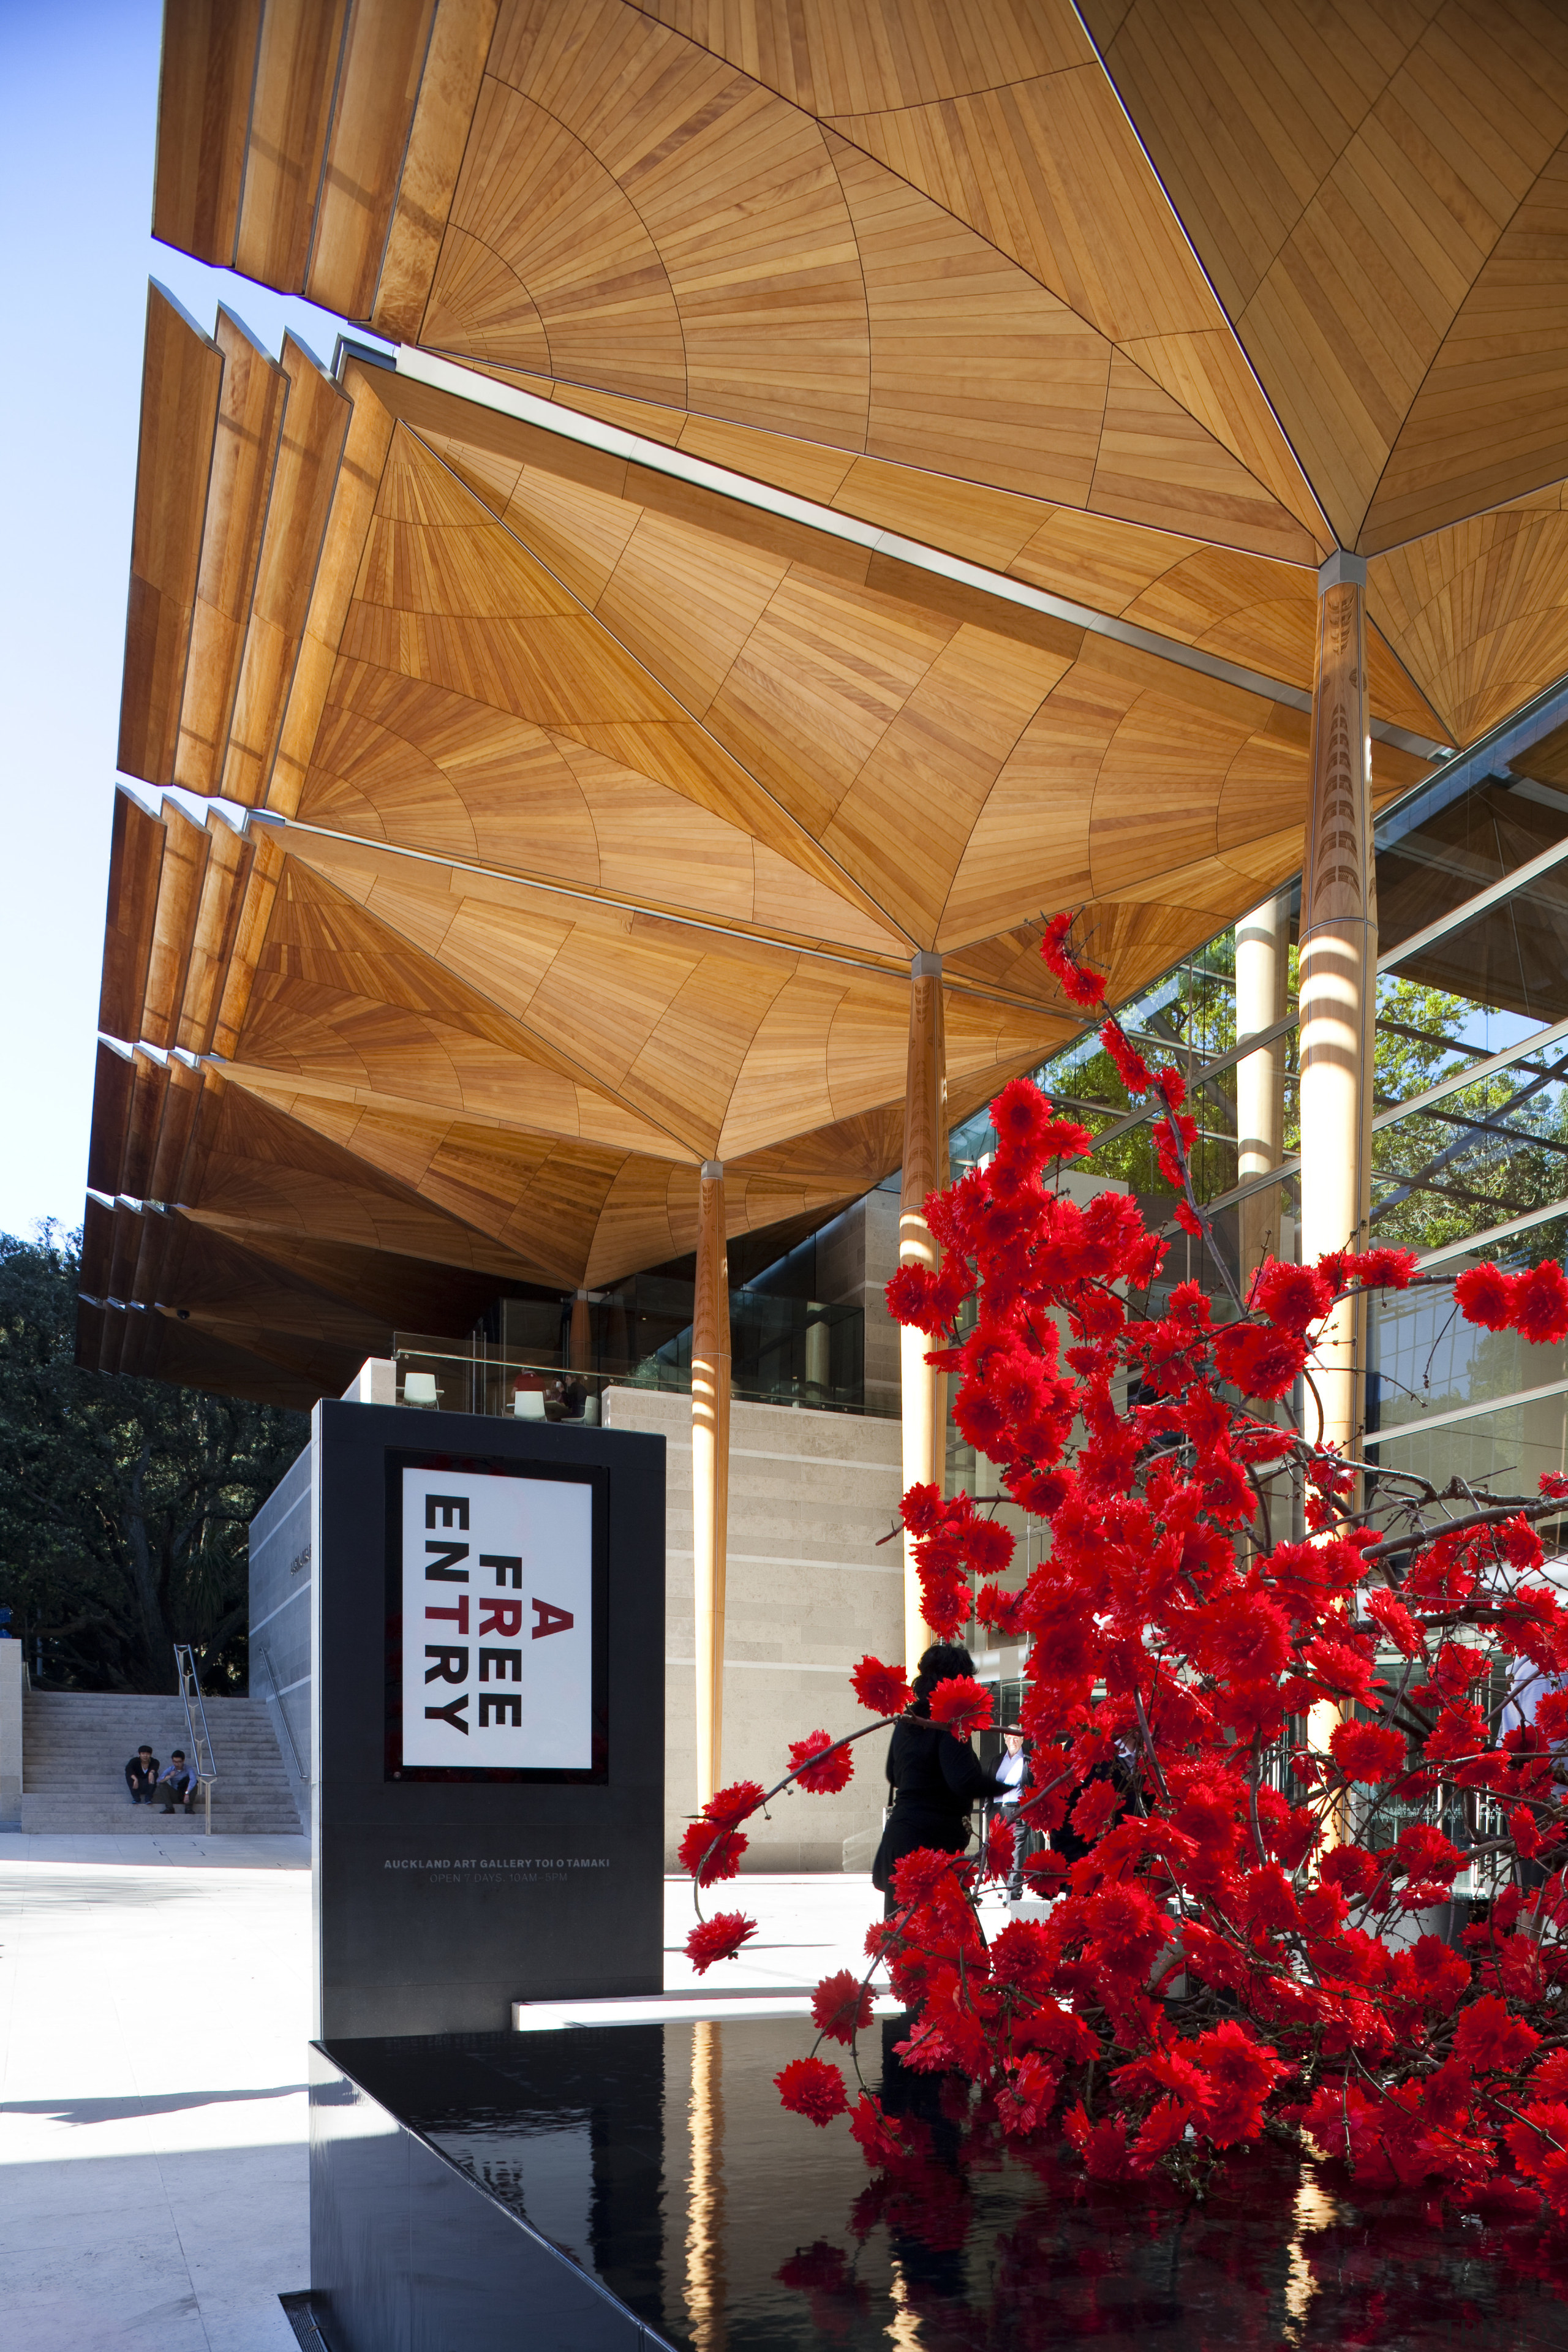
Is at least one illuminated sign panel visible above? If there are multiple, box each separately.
[393,1461,600,1778]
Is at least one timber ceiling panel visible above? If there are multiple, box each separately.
[116,0,1568,1402]
[1082,0,1568,552]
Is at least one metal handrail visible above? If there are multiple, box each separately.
[257,1641,305,1781]
[173,1645,216,1831]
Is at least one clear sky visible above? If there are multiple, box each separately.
[0,0,382,1242]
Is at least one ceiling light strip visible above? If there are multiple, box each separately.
[390,346,1449,764]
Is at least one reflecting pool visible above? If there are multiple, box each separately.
[319,2018,1568,2348]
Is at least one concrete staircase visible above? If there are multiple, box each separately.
[20,1692,304,1833]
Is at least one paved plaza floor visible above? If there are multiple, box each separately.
[0,1836,891,2351]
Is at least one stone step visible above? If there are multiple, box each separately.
[18,1800,303,1833]
[21,1690,304,1836]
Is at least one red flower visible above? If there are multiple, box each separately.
[677,1820,749,1885]
[686,1912,757,1974]
[1189,2020,1288,2146]
[1099,1020,1152,1096]
[788,1731,854,1794]
[850,1654,911,1716]
[1253,1258,1335,1332]
[986,1814,1016,1880]
[810,1968,874,2044]
[1363,1587,1424,1657]
[775,2056,848,2126]
[990,1077,1060,1159]
[1330,1720,1406,1781]
[1513,1261,1568,1344]
[1409,1934,1469,2012]
[890,1847,970,1905]
[1040,911,1106,1006]
[1352,1246,1419,1289]
[703,1779,764,1828]
[1213,1319,1306,1400]
[899,1482,944,1536]
[1455,1262,1513,1330]
[1542,1471,1568,1501]
[1069,1777,1120,1844]
[927,1676,993,1738]
[1453,1992,1541,2071]
[847,2092,903,2165]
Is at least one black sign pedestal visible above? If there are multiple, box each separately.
[309,1397,665,2038]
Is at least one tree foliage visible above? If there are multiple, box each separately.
[684,920,1568,2236]
[0,1227,307,1692]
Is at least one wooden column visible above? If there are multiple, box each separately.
[569,1287,593,1371]
[1299,556,1375,1821]
[692,1161,730,1807]
[1298,552,1376,1461]
[1235,892,1292,1292]
[900,951,947,1674]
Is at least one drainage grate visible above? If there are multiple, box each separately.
[278,2291,332,2350]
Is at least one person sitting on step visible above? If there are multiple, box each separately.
[155,1750,198,1814]
[124,1745,159,1804]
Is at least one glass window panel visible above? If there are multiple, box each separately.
[1377,775,1568,960]
[1370,1265,1568,1437]
[1374,974,1549,1115]
[1366,1391,1568,1497]
[1381,870,1568,1035]
[1369,1046,1568,1252]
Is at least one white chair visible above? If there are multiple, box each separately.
[513,1389,547,1419]
[581,1394,601,1425]
[402,1371,440,1409]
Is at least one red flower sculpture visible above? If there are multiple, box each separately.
[680,919,1568,2226]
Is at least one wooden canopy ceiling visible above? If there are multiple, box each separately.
[87,0,1568,1403]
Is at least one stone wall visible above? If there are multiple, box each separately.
[604,1387,903,1871]
[247,1436,314,1815]
[814,1184,903,1422]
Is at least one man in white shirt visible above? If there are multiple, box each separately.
[995,1728,1031,1899]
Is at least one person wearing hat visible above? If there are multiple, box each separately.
[994,1726,1033,1899]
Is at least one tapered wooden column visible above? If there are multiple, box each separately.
[1299,556,1376,1824]
[900,952,948,1673]
[1235,892,1292,1291]
[692,1161,731,1806]
[1298,552,1376,1460]
[569,1288,593,1370]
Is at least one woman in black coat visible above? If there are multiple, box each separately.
[871,1643,1001,1909]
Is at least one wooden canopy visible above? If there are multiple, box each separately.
[85,0,1568,1401]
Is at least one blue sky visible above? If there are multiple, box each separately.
[0,0,380,1240]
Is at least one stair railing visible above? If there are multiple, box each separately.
[173,1645,217,1831]
[256,1641,306,1781]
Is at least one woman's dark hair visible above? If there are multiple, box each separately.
[911,1643,976,1712]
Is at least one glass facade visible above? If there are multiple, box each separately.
[943,722,1568,1509]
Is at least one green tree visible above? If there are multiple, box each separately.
[0,1226,307,1692]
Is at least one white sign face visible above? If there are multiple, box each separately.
[401,1468,594,1771]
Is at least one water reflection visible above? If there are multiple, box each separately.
[325,2020,1568,2349]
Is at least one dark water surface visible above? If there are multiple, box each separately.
[326,2018,1568,2349]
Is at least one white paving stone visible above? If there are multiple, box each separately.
[0,1836,886,2349]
